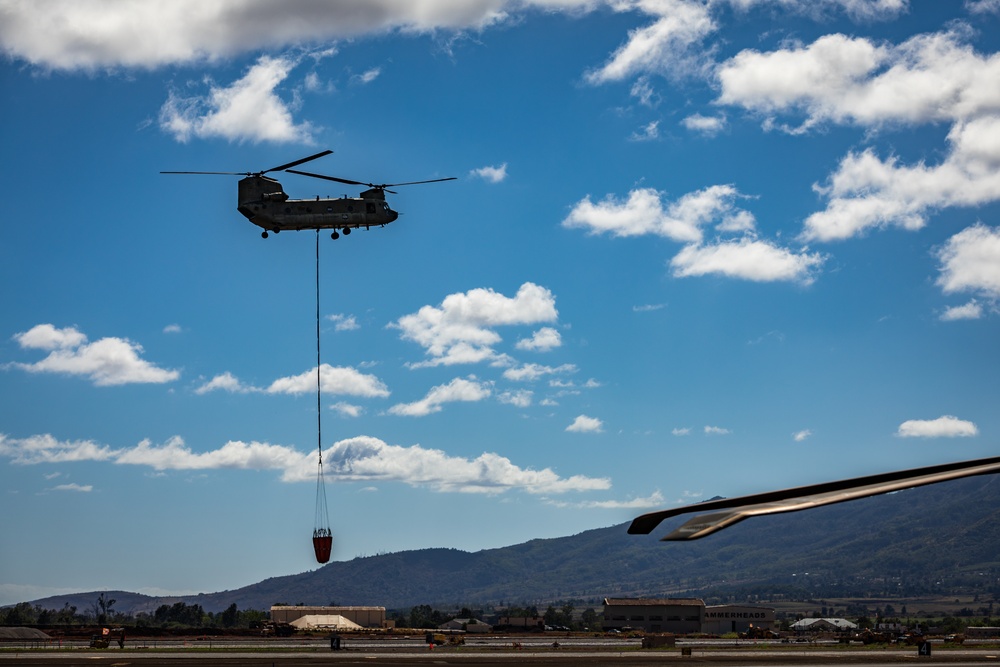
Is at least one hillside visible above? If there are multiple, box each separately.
[27,474,1000,614]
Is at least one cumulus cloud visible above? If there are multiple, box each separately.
[515,327,562,352]
[566,414,604,433]
[896,415,979,438]
[672,427,691,436]
[498,389,533,408]
[0,0,521,70]
[718,29,1000,131]
[704,425,730,435]
[8,324,179,386]
[392,282,558,367]
[1,432,609,494]
[793,429,813,442]
[470,163,508,183]
[51,483,93,493]
[194,372,257,395]
[266,364,390,397]
[503,362,576,382]
[330,402,363,418]
[936,224,1000,299]
[328,314,360,331]
[682,113,726,135]
[160,55,316,144]
[671,237,825,284]
[387,377,491,417]
[563,185,756,244]
[940,300,983,321]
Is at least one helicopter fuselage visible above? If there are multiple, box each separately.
[236,175,398,238]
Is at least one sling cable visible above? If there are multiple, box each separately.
[312,229,333,564]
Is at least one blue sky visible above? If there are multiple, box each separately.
[1,0,999,607]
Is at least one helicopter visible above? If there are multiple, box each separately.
[162,150,456,239]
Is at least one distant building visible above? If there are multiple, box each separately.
[603,598,704,634]
[270,605,387,628]
[791,618,857,633]
[439,618,492,633]
[496,616,545,631]
[702,605,776,634]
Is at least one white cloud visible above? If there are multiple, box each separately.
[163,324,183,334]
[8,324,179,386]
[330,402,363,418]
[13,324,88,350]
[351,67,381,84]
[195,372,257,395]
[629,120,660,142]
[548,490,666,510]
[803,119,1000,241]
[940,300,983,321]
[393,282,558,367]
[51,483,92,492]
[585,0,716,84]
[670,237,825,284]
[793,429,813,442]
[672,427,691,436]
[324,435,610,493]
[704,425,730,435]
[515,327,562,352]
[328,314,360,331]
[503,362,576,382]
[633,303,666,312]
[0,0,522,70]
[566,414,604,433]
[896,415,979,438]
[682,113,726,135]
[388,377,491,417]
[718,29,1000,130]
[267,364,390,397]
[470,163,508,183]
[160,55,315,144]
[498,389,533,408]
[563,185,754,244]
[0,432,610,494]
[936,224,1000,299]
[967,0,1000,14]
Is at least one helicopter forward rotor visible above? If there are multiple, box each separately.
[160,150,334,177]
[285,169,456,194]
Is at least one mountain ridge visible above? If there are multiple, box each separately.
[23,474,1000,614]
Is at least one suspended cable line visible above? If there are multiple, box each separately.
[312,228,332,564]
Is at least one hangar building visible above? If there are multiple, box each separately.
[603,598,776,634]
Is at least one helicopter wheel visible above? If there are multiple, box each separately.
[261,231,269,239]
[331,231,340,240]
[343,227,351,235]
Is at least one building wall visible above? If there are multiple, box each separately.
[270,605,386,628]
[603,598,704,634]
[701,605,776,634]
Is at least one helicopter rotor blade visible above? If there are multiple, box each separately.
[383,177,458,187]
[160,171,251,175]
[264,149,334,175]
[285,169,370,187]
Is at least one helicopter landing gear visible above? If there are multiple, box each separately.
[261,231,268,239]
[342,227,351,235]
[331,231,340,240]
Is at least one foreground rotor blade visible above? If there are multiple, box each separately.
[629,455,1000,541]
[265,149,333,174]
[285,169,369,186]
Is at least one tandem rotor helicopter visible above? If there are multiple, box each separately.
[162,150,456,239]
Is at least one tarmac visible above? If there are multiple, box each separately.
[3,648,1000,666]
